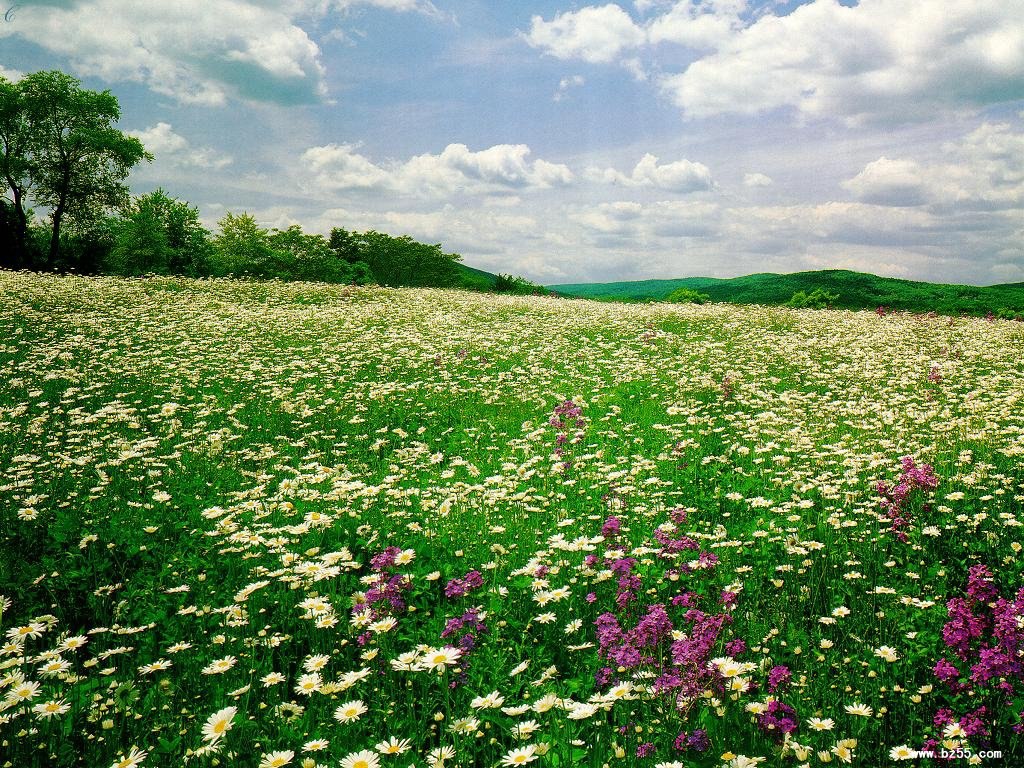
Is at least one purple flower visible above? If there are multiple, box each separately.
[686,729,710,752]
[768,665,792,692]
[601,516,622,538]
[635,742,655,758]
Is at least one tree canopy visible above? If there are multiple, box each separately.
[0,70,149,268]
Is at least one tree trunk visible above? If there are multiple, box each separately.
[47,202,63,270]
[47,165,72,270]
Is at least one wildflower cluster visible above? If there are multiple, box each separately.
[876,455,940,541]
[548,399,586,472]
[924,565,1024,751]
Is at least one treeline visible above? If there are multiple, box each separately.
[2,69,545,293]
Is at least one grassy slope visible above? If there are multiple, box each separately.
[549,269,1024,314]
[455,262,499,290]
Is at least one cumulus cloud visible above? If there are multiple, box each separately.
[0,0,436,105]
[526,1,1023,123]
[129,123,233,169]
[589,153,713,193]
[526,4,646,64]
[527,1,746,63]
[300,142,574,197]
[646,0,746,50]
[842,158,932,207]
[659,0,1024,122]
[843,123,1024,209]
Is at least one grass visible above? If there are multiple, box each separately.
[1,271,1023,768]
[548,269,1024,317]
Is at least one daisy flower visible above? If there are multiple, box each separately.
[303,654,330,672]
[844,702,873,717]
[334,699,368,723]
[419,646,462,672]
[501,745,538,766]
[294,672,322,695]
[341,750,380,768]
[201,706,237,743]
[258,751,294,768]
[201,656,236,675]
[471,690,505,709]
[110,747,148,768]
[375,737,412,755]
[32,699,70,719]
[889,745,916,760]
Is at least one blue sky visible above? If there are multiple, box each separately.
[2,0,1022,284]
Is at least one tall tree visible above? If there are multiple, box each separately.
[0,77,32,268]
[0,71,149,269]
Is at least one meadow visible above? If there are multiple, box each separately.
[1,271,1022,768]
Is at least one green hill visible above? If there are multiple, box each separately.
[548,269,1024,317]
[455,262,499,290]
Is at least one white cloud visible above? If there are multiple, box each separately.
[659,0,1024,122]
[842,157,931,207]
[129,123,233,169]
[300,142,574,197]
[526,1,1024,123]
[526,4,646,64]
[301,143,391,189]
[589,153,713,193]
[0,64,24,82]
[0,0,436,105]
[843,123,1024,209]
[646,0,746,50]
[554,74,585,101]
[743,172,773,188]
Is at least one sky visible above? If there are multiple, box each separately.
[1,0,1022,285]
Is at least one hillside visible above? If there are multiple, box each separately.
[549,269,1024,316]
[455,261,499,290]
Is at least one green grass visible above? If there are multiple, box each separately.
[549,269,1024,317]
[1,271,1022,767]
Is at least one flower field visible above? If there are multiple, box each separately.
[1,271,1023,768]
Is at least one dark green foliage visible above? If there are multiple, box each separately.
[456,263,500,291]
[269,225,371,284]
[786,287,838,309]
[494,273,548,295]
[209,215,371,284]
[0,70,149,268]
[107,189,212,276]
[329,227,462,287]
[550,269,1024,318]
[665,286,710,304]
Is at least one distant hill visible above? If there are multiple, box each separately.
[548,269,1024,317]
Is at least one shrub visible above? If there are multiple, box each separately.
[665,287,710,304]
[786,287,839,309]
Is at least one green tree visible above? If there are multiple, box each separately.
[0,77,33,268]
[494,273,547,295]
[107,189,211,276]
[359,230,462,287]
[0,70,149,269]
[271,225,341,283]
[210,212,286,278]
[665,287,711,304]
[786,288,839,309]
